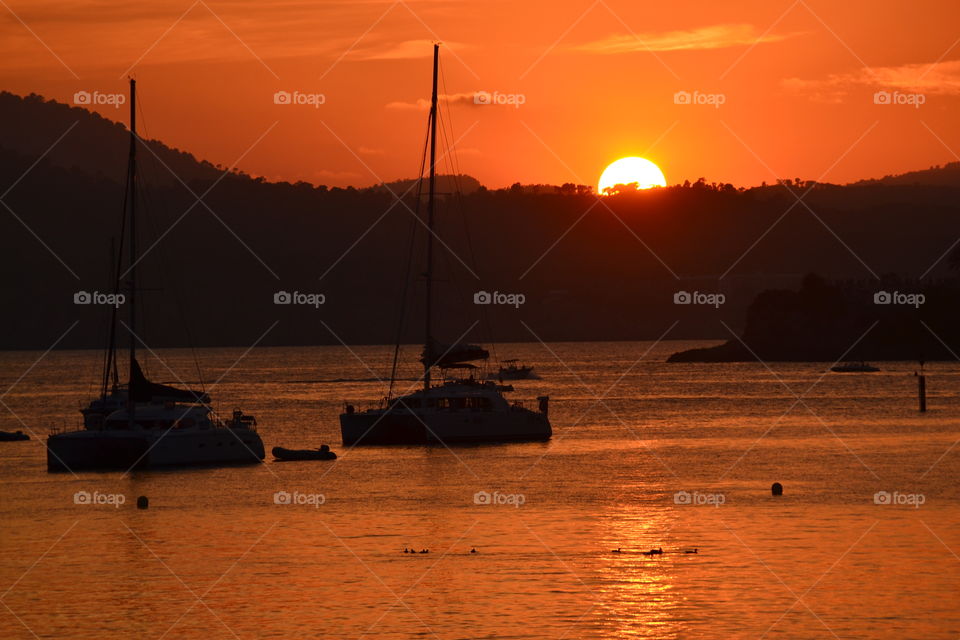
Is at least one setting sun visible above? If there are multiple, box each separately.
[598,157,667,195]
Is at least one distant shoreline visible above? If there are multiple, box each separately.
[668,274,960,363]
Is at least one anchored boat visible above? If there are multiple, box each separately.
[339,45,551,446]
[831,361,880,373]
[493,360,536,380]
[47,79,264,471]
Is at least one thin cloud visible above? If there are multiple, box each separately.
[386,92,477,110]
[350,39,468,61]
[577,23,801,54]
[784,60,960,101]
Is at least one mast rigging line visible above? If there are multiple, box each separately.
[388,44,502,396]
[437,57,500,367]
[138,157,207,391]
[387,109,431,401]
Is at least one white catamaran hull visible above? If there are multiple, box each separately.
[340,410,551,445]
[47,428,265,471]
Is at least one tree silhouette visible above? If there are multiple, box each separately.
[602,182,640,196]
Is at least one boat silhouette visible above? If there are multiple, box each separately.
[46,79,265,471]
[339,45,551,446]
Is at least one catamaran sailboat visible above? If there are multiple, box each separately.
[339,45,551,446]
[47,79,265,471]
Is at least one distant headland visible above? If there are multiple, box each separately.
[667,273,960,362]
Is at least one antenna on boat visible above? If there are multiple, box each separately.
[127,77,137,428]
[424,43,439,393]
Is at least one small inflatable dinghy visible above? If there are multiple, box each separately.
[0,430,29,441]
[272,444,337,461]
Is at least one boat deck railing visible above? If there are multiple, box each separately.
[49,423,73,436]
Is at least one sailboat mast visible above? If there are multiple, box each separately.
[127,78,137,420]
[424,43,439,393]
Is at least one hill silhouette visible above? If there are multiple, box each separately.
[852,162,960,188]
[667,273,960,362]
[0,92,227,187]
[1,91,959,355]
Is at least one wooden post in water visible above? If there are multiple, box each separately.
[918,360,927,413]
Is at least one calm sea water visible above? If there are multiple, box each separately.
[1,340,959,639]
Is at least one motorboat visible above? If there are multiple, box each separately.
[493,360,536,380]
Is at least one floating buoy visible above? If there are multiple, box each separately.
[137,496,149,509]
[771,482,783,496]
[470,548,477,554]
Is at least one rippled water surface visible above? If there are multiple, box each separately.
[1,341,959,639]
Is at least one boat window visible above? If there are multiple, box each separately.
[464,397,492,410]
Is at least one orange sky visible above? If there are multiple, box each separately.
[3,0,960,188]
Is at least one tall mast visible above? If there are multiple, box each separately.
[127,78,137,422]
[424,43,439,392]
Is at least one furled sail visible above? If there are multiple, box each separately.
[420,340,489,369]
[129,358,209,403]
